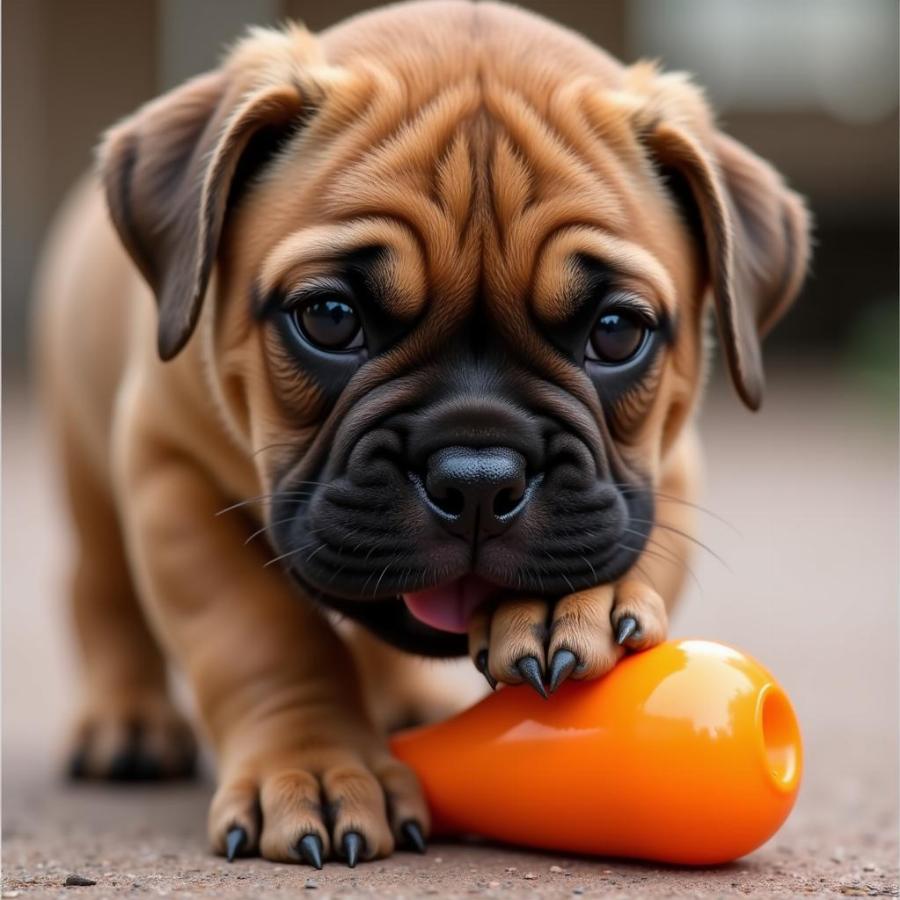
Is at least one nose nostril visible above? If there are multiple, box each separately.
[493,485,524,518]
[431,486,465,517]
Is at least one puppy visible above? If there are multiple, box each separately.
[35,0,809,867]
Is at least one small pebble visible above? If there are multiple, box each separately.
[550,865,566,874]
[305,878,318,890]
[505,867,517,873]
[488,881,500,889]
[573,890,585,896]
[523,872,537,880]
[65,874,97,887]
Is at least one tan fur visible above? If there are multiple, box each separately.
[35,1,809,863]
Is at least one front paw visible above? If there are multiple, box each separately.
[67,693,196,782]
[468,579,667,695]
[208,721,429,866]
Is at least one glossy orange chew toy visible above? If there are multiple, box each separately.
[391,639,801,865]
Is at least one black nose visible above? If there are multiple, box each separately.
[422,446,532,540]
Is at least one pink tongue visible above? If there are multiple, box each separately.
[402,575,497,633]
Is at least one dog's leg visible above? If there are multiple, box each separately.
[469,429,700,692]
[59,419,196,780]
[119,430,428,865]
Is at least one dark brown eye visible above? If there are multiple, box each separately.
[588,311,648,364]
[293,297,363,351]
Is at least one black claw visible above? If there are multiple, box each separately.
[616,616,640,645]
[475,649,497,690]
[516,656,548,699]
[66,731,195,784]
[67,748,88,780]
[400,819,427,854]
[225,825,247,862]
[108,747,161,781]
[171,749,198,780]
[297,833,324,870]
[548,649,578,693]
[342,831,363,868]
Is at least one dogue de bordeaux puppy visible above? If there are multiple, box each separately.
[36,0,810,867]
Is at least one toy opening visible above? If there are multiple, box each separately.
[759,685,800,791]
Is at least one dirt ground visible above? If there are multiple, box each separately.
[3,370,898,899]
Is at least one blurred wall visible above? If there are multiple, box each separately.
[4,0,897,380]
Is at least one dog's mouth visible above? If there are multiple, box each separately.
[401,574,500,634]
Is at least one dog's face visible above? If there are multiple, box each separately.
[102,3,809,655]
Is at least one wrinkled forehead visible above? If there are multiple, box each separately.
[237,75,692,326]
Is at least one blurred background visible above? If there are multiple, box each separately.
[3,2,898,896]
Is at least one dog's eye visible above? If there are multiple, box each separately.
[291,297,363,352]
[587,311,649,365]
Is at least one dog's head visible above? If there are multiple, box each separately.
[100,2,810,655]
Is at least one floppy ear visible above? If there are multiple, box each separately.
[100,70,304,359]
[646,123,811,410]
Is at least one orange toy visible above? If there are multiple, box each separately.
[390,639,801,865]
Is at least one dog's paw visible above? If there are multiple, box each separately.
[209,734,429,866]
[468,579,667,695]
[67,694,196,781]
